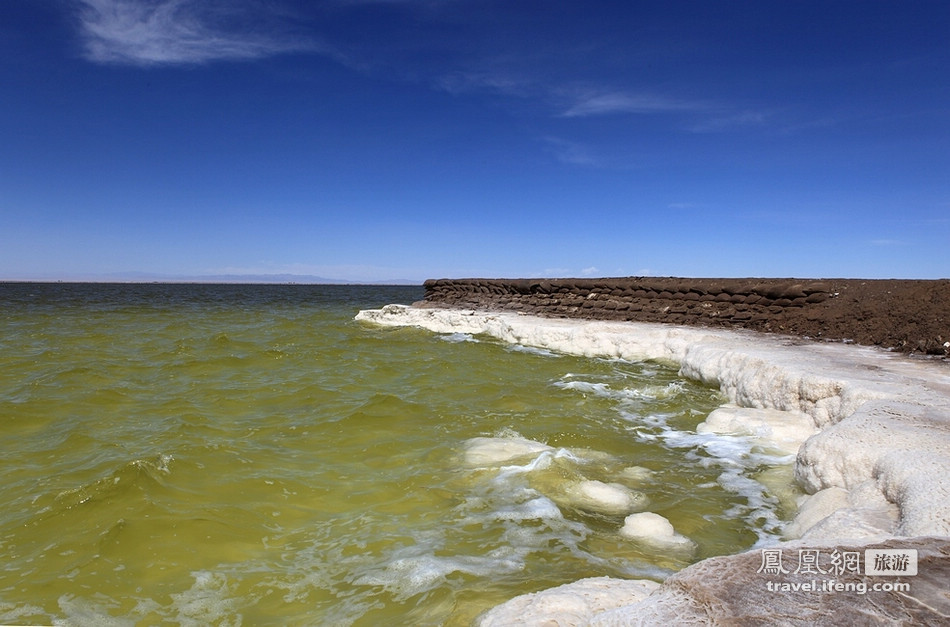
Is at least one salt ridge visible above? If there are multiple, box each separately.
[356,305,950,621]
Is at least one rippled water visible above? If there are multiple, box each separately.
[0,283,798,625]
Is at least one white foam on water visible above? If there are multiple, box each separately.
[556,447,619,467]
[170,571,241,627]
[460,437,650,518]
[56,595,134,627]
[553,377,687,403]
[628,410,795,544]
[353,546,526,602]
[508,344,560,357]
[499,451,557,477]
[452,435,670,579]
[491,495,564,522]
[55,570,239,627]
[553,379,612,397]
[439,332,478,343]
[345,443,600,603]
[0,602,48,625]
[452,449,673,606]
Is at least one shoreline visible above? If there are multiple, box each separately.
[420,277,950,356]
[356,302,950,623]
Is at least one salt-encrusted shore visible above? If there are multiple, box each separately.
[355,304,950,624]
[420,277,950,356]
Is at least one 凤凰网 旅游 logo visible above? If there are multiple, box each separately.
[756,547,916,596]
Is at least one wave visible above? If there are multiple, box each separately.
[49,453,174,512]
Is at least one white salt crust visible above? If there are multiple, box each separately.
[697,404,817,457]
[564,479,647,516]
[356,305,950,622]
[476,576,661,626]
[462,436,554,467]
[620,512,697,553]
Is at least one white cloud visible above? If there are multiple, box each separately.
[541,136,599,167]
[74,0,314,65]
[435,71,533,98]
[559,90,704,118]
[556,87,788,138]
[687,109,771,133]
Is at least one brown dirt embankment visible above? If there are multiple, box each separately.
[419,277,950,356]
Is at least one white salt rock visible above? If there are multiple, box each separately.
[564,480,648,515]
[620,512,696,552]
[785,483,898,541]
[476,576,660,626]
[784,486,850,539]
[619,465,655,483]
[697,404,818,455]
[462,436,553,467]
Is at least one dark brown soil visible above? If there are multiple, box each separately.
[420,277,950,357]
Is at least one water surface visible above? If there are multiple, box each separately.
[0,284,796,625]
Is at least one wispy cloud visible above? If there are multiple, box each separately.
[541,136,599,167]
[74,0,314,66]
[435,70,531,97]
[558,89,705,118]
[554,85,806,138]
[687,110,771,133]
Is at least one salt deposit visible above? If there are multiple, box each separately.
[462,435,554,467]
[619,465,654,483]
[697,404,817,456]
[476,576,661,626]
[356,305,950,624]
[561,479,648,516]
[619,512,696,552]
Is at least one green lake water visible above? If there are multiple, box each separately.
[0,283,798,625]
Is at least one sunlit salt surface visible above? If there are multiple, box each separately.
[0,284,802,625]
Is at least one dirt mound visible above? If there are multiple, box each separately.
[421,277,950,356]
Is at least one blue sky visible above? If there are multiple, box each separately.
[1,1,948,282]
